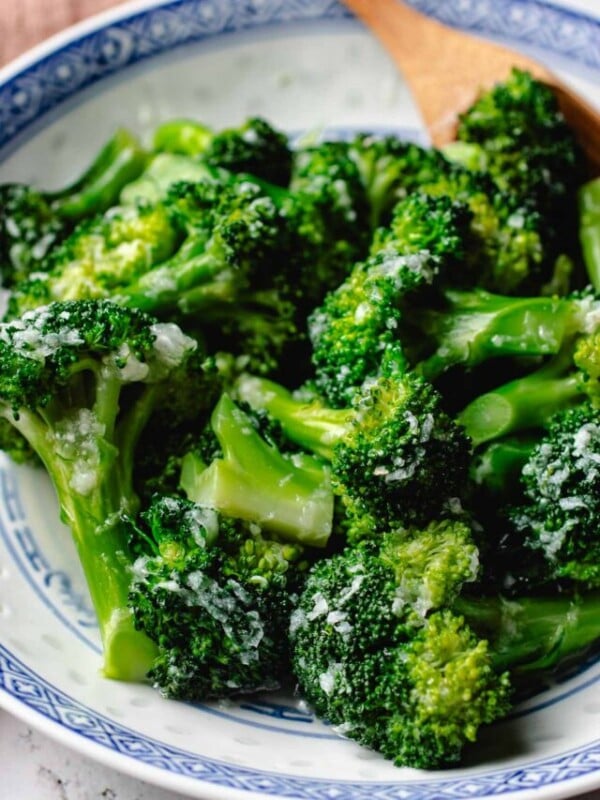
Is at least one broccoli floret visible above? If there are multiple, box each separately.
[7,202,180,318]
[180,393,334,547]
[0,300,198,679]
[0,185,68,287]
[235,368,471,533]
[507,403,600,587]
[290,521,510,769]
[348,134,447,229]
[309,193,472,407]
[153,116,293,186]
[117,178,291,314]
[120,153,225,206]
[128,494,306,699]
[452,69,584,225]
[1,130,148,287]
[420,163,550,295]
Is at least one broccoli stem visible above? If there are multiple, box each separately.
[470,437,537,496]
[180,394,333,547]
[579,177,600,291]
[234,374,351,460]
[120,244,236,314]
[455,592,600,684]
[50,129,147,220]
[6,406,157,681]
[417,289,576,380]
[153,119,213,155]
[458,353,582,446]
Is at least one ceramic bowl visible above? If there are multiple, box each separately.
[0,2,599,798]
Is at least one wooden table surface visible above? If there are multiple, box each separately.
[0,0,126,66]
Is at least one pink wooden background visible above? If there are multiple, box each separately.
[0,0,125,66]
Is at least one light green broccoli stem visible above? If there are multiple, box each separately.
[120,153,222,205]
[50,129,148,219]
[180,394,333,547]
[119,239,236,314]
[234,374,351,460]
[441,141,490,173]
[418,289,578,380]
[455,592,600,682]
[470,437,537,495]
[4,401,157,681]
[458,352,582,446]
[579,177,600,291]
[153,119,214,155]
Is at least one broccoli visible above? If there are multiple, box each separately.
[414,287,599,381]
[179,393,334,548]
[0,129,147,286]
[6,202,181,318]
[457,297,600,445]
[153,116,293,186]
[347,134,447,229]
[0,185,68,287]
[290,520,510,769]
[449,69,584,227]
[347,131,551,295]
[234,367,471,533]
[128,494,307,699]
[309,193,472,407]
[0,300,198,679]
[418,164,550,295]
[455,590,600,691]
[119,153,225,206]
[579,176,600,290]
[506,403,600,587]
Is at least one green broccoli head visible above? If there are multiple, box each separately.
[154,116,292,186]
[290,140,369,246]
[509,403,600,587]
[348,134,448,229]
[129,494,306,699]
[455,69,584,218]
[6,202,179,318]
[370,191,472,264]
[333,371,472,528]
[290,526,510,769]
[309,193,472,407]
[0,184,68,287]
[234,369,471,534]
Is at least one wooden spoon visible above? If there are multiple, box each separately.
[342,0,600,173]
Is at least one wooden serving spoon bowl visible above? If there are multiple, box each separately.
[342,0,600,173]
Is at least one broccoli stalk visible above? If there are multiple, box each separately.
[415,288,596,380]
[48,128,148,220]
[579,177,600,290]
[458,326,600,446]
[0,300,197,679]
[455,591,600,685]
[153,116,293,186]
[180,394,334,548]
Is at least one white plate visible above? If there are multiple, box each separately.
[0,2,599,799]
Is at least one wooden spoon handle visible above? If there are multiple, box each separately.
[344,0,600,173]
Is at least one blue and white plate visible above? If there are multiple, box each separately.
[0,2,599,798]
